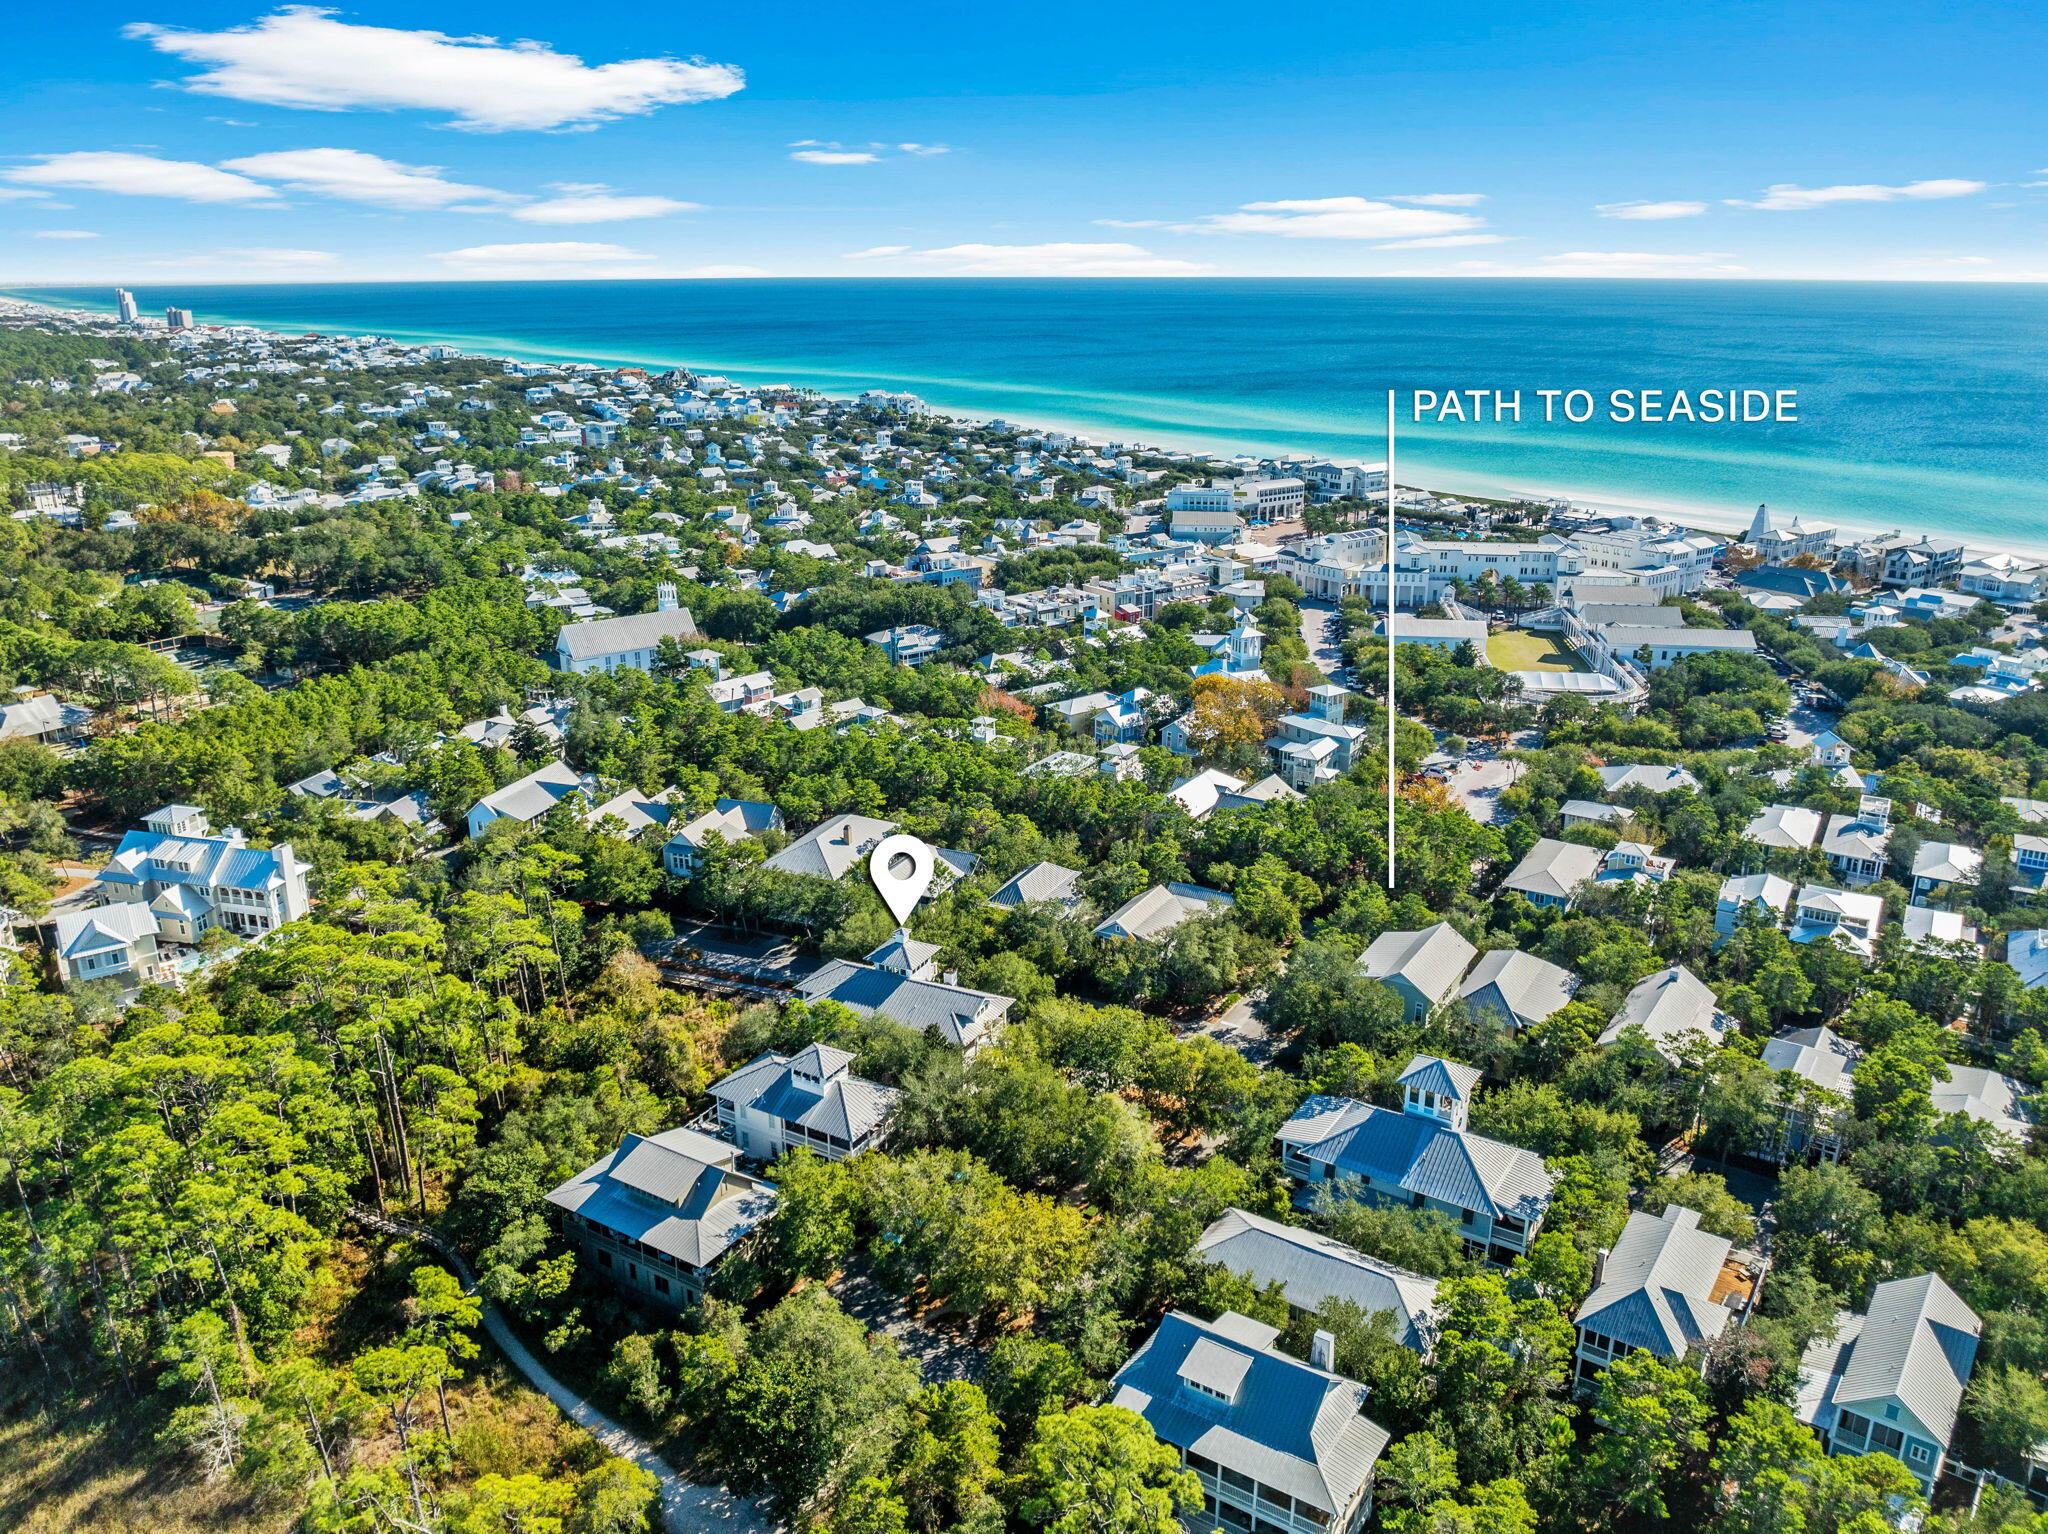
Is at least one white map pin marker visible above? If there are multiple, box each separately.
[868,833,936,926]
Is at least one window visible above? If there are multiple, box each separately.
[597,1249,613,1269]
[655,1276,671,1295]
[1187,1452,1218,1476]
[1219,1468,1256,1497]
[1906,1440,1933,1466]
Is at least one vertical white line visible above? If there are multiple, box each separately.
[1386,389,1397,890]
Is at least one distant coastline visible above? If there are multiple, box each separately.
[10,279,2048,567]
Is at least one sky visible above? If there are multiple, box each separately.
[2,1,2046,284]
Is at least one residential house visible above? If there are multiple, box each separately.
[1797,1273,1981,1493]
[584,787,680,839]
[1599,966,1737,1058]
[1109,1310,1390,1534]
[0,692,92,746]
[1499,838,1605,910]
[1358,922,1478,1024]
[467,760,595,839]
[1456,950,1578,1030]
[1902,906,1979,948]
[866,624,948,666]
[1561,800,1633,832]
[1094,882,1236,941]
[662,798,785,878]
[96,804,311,942]
[1276,1055,1555,1266]
[762,812,897,880]
[1192,1207,1439,1352]
[1594,764,1702,796]
[543,1127,778,1308]
[1267,687,1368,790]
[707,1042,900,1163]
[1716,872,1796,936]
[51,903,167,987]
[1931,1067,2037,1149]
[1911,841,1984,905]
[1744,804,1824,851]
[2007,930,2048,991]
[1789,885,1886,958]
[1821,802,1892,885]
[1572,1205,1740,1386]
[794,935,1014,1054]
[987,861,1083,911]
[1379,615,1488,655]
[1761,1025,1859,1163]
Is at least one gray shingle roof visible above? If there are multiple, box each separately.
[1359,923,1476,1010]
[1574,1205,1735,1358]
[1595,764,1702,795]
[988,861,1082,910]
[1193,1208,1439,1350]
[1600,966,1736,1057]
[1109,1311,1390,1517]
[1457,950,1577,1029]
[1762,1025,1860,1094]
[794,960,1013,1050]
[708,1047,901,1144]
[554,606,698,661]
[1500,838,1604,902]
[544,1127,777,1268]
[475,759,591,824]
[1798,1273,1981,1449]
[763,812,897,880]
[1094,882,1235,940]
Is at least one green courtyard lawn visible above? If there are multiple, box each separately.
[1486,627,1589,673]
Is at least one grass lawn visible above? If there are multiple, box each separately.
[1486,628,1589,673]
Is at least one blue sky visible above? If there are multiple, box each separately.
[3,1,2045,283]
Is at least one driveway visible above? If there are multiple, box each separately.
[1188,989,1277,1064]
[829,1261,986,1383]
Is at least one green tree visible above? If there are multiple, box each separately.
[1013,1405,1199,1534]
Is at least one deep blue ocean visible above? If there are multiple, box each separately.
[12,278,2048,546]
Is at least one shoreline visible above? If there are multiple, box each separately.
[8,288,2042,569]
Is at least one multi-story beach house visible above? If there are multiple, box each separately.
[707,1043,901,1163]
[1109,1310,1392,1534]
[1572,1204,1743,1388]
[1275,1055,1555,1267]
[94,804,311,944]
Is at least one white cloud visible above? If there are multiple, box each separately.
[5,151,278,203]
[34,230,100,239]
[1092,218,1167,229]
[0,189,54,203]
[511,191,700,223]
[125,9,744,133]
[676,264,768,277]
[788,140,952,165]
[1596,200,1709,220]
[153,246,341,267]
[428,240,660,276]
[842,242,1213,276]
[1729,178,1985,211]
[1898,255,1996,267]
[1373,233,1508,249]
[1384,193,1487,206]
[220,147,510,209]
[1178,196,1487,241]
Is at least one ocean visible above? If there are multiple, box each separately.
[12,277,2048,549]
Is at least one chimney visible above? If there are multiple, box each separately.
[942,968,959,987]
[1309,1330,1336,1373]
[1592,1247,1610,1287]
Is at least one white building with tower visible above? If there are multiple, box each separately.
[552,586,698,674]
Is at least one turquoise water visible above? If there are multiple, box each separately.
[13,278,2048,544]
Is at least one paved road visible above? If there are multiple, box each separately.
[1778,699,1837,754]
[349,1205,778,1534]
[1446,754,1519,824]
[1298,599,1345,671]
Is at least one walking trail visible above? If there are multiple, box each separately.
[349,1204,778,1534]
